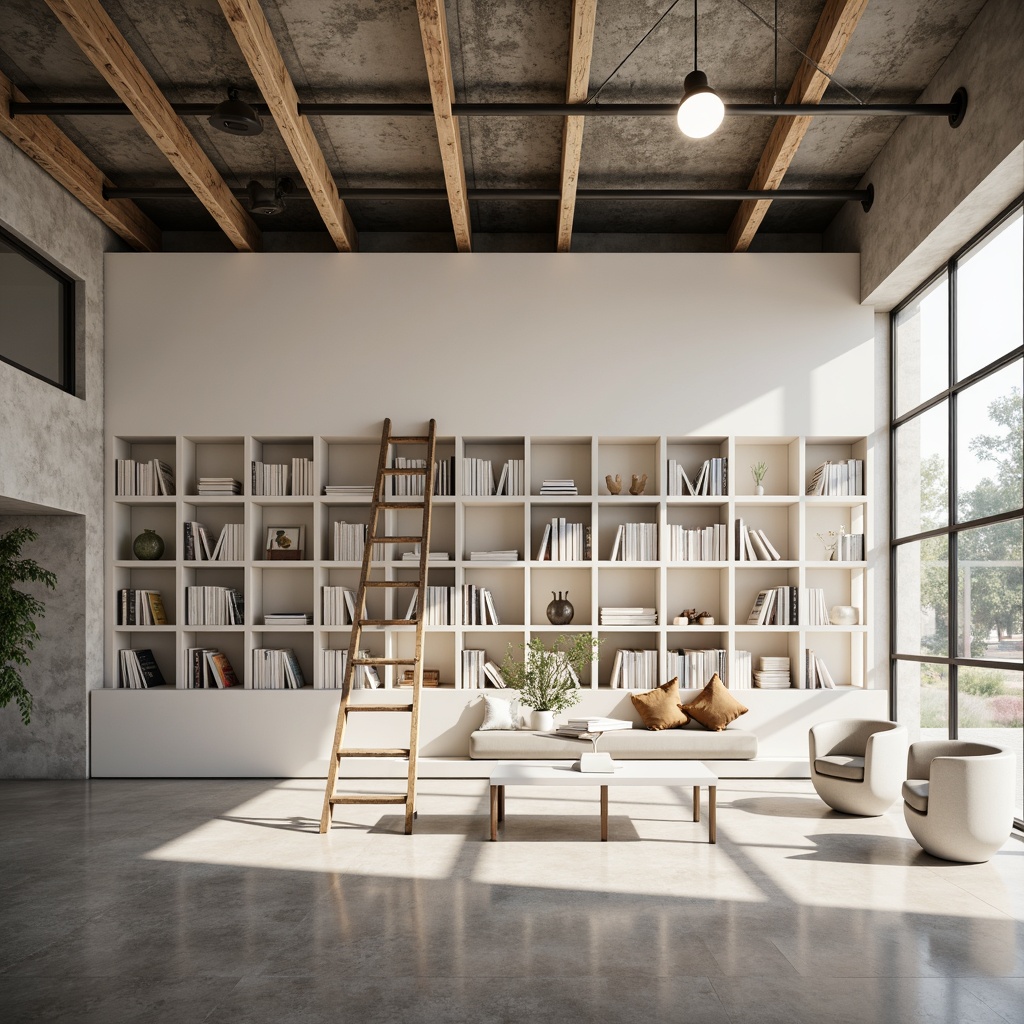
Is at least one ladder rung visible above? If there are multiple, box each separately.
[352,657,415,666]
[359,618,417,626]
[344,703,413,713]
[370,536,424,544]
[338,748,411,758]
[364,580,418,588]
[382,468,427,475]
[330,794,408,805]
[389,436,429,443]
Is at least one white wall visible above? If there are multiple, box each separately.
[106,252,874,439]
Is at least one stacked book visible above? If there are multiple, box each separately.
[251,461,290,496]
[196,476,241,496]
[323,483,374,498]
[250,648,306,689]
[185,585,243,625]
[666,648,727,689]
[185,648,239,688]
[211,523,244,561]
[115,457,175,496]
[735,519,783,561]
[290,457,314,496]
[600,607,657,626]
[553,716,632,740]
[402,548,451,562]
[183,521,215,561]
[463,458,496,496]
[117,589,167,626]
[754,656,791,689]
[746,587,829,626]
[462,585,500,625]
[806,459,864,496]
[404,586,456,625]
[804,649,837,688]
[535,519,590,561]
[666,458,727,496]
[539,478,577,495]
[118,648,166,688]
[391,457,427,496]
[835,533,865,561]
[665,523,726,561]
[609,523,658,561]
[322,586,356,626]
[469,550,518,562]
[318,649,378,689]
[263,612,311,626]
[609,649,659,689]
[495,459,525,496]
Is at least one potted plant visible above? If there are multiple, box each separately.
[751,461,768,495]
[501,633,601,731]
[0,527,57,725]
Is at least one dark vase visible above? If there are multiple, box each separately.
[133,529,164,560]
[546,591,574,625]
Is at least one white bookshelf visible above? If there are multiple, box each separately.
[106,433,872,693]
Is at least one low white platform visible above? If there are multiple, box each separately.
[90,686,887,778]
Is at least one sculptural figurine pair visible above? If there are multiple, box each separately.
[605,473,647,495]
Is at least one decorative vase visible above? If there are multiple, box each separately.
[830,605,859,626]
[133,528,164,560]
[755,484,765,496]
[531,709,555,732]
[546,591,574,625]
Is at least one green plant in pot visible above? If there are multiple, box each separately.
[0,527,57,725]
[501,633,602,731]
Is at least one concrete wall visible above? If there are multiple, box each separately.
[827,0,1024,309]
[0,131,118,777]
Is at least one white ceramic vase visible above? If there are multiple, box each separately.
[830,605,859,626]
[531,709,555,732]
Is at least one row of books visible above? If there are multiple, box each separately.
[463,458,496,496]
[600,606,657,626]
[185,585,243,625]
[196,476,241,495]
[118,648,166,688]
[115,458,175,496]
[433,456,456,496]
[539,478,577,495]
[461,650,508,688]
[251,458,314,496]
[186,647,239,688]
[324,484,374,497]
[736,520,783,561]
[263,612,311,626]
[807,459,864,496]
[183,521,244,562]
[469,550,518,561]
[754,655,791,688]
[251,648,306,689]
[317,649,380,689]
[664,523,727,562]
[834,532,865,561]
[333,521,367,561]
[610,522,658,561]
[609,648,659,689]
[496,459,526,496]
[666,647,729,689]
[404,586,457,625]
[463,585,500,625]
[117,589,167,626]
[804,649,838,688]
[391,457,427,496]
[535,520,590,561]
[666,457,728,497]
[323,586,356,626]
[747,587,831,626]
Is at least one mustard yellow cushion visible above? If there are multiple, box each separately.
[680,673,748,731]
[630,678,690,730]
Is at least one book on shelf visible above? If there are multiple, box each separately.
[462,649,486,688]
[323,484,374,497]
[462,584,500,625]
[746,589,776,626]
[482,661,507,688]
[196,476,241,495]
[610,522,658,561]
[564,716,633,731]
[185,648,240,688]
[463,457,496,496]
[251,461,291,496]
[600,607,657,626]
[666,523,726,561]
[535,523,551,560]
[185,585,243,626]
[608,649,659,689]
[494,459,525,496]
[536,518,587,561]
[263,612,312,626]
[666,648,729,689]
[834,532,865,561]
[322,586,355,626]
[115,458,175,497]
[118,648,167,688]
[469,550,519,561]
[806,459,864,496]
[209,523,244,561]
[251,648,306,689]
[803,650,837,689]
[117,589,167,627]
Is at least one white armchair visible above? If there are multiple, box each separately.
[809,719,907,816]
[903,741,1016,863]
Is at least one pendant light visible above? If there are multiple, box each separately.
[676,0,724,139]
[208,87,263,136]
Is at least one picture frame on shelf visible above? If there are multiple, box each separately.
[266,526,305,560]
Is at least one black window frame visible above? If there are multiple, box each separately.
[0,225,76,395]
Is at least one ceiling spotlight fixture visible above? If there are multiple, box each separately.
[246,176,294,216]
[208,87,263,136]
[676,0,724,139]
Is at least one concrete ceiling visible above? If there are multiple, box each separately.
[0,0,989,249]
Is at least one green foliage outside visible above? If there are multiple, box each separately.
[0,527,57,725]
[502,633,602,713]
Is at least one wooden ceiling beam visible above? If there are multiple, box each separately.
[727,0,868,253]
[43,0,261,252]
[556,0,599,253]
[415,0,472,252]
[0,70,160,251]
[217,0,357,252]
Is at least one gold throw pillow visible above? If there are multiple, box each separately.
[681,673,748,731]
[630,678,690,730]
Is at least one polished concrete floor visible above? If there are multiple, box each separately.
[1,777,1022,1024]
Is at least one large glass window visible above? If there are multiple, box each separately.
[0,227,75,393]
[892,199,1024,826]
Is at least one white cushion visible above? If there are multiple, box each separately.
[479,694,519,730]
[814,754,865,781]
[902,778,929,813]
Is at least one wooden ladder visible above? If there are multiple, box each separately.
[319,418,437,834]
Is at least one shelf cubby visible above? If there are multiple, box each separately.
[596,438,659,496]
[529,437,592,496]
[463,566,525,625]
[182,436,245,496]
[180,630,246,689]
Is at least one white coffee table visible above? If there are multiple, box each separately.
[488,760,719,843]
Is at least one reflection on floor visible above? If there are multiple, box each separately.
[1,778,1021,1024]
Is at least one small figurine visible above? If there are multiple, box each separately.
[605,473,622,495]
[629,473,648,495]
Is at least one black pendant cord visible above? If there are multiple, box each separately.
[773,0,779,106]
[693,0,699,72]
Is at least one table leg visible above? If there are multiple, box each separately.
[498,785,505,823]
[489,785,498,841]
[600,786,609,842]
[693,785,700,822]
[709,785,716,844]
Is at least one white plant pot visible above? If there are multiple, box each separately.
[531,709,555,732]
[755,484,765,496]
